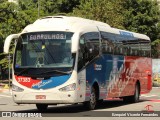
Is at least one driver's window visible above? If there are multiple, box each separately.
[78,36,85,71]
[84,32,99,60]
[78,32,100,71]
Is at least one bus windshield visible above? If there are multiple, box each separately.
[14,31,74,76]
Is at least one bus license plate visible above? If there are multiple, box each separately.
[36,95,46,99]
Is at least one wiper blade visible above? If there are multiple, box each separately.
[35,70,72,75]
[16,68,35,76]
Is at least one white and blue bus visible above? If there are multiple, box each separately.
[4,16,152,110]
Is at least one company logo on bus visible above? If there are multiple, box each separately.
[94,64,102,71]
[32,80,52,89]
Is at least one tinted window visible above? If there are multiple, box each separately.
[78,32,100,71]
[100,31,151,57]
[101,32,114,54]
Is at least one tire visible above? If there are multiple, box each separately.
[36,104,48,111]
[83,87,97,110]
[123,84,140,103]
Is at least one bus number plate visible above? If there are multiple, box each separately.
[36,95,46,99]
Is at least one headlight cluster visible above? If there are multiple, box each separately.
[59,83,76,92]
[12,84,24,92]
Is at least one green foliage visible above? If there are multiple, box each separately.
[123,0,160,41]
[71,0,124,28]
[0,1,26,69]
[123,0,160,57]
[18,0,80,18]
[57,0,80,13]
[1,0,160,72]
[0,2,16,70]
[0,0,80,72]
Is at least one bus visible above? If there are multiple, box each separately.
[4,16,152,111]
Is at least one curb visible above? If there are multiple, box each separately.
[152,87,160,88]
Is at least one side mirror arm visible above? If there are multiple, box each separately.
[4,34,19,53]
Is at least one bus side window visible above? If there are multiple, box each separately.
[146,50,151,57]
[134,50,138,56]
[102,39,112,54]
[140,42,151,57]
[84,32,100,61]
[78,36,86,70]
[101,32,114,54]
[114,46,119,55]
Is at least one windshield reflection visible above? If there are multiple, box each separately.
[14,31,74,76]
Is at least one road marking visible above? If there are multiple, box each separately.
[149,99,160,103]
[152,87,160,88]
[0,94,12,98]
[140,95,157,97]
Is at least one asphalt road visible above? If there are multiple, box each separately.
[0,87,160,119]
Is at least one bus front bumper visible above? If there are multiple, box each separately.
[12,91,79,104]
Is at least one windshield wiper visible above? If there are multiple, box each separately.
[35,70,72,75]
[16,68,35,76]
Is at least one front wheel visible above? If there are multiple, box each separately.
[83,87,97,110]
[36,104,48,111]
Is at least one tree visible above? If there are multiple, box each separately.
[123,0,160,58]
[0,0,81,72]
[123,0,160,42]
[18,0,80,18]
[0,1,31,69]
[0,1,18,69]
[71,0,125,28]
[57,0,80,13]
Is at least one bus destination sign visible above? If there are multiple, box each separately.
[29,33,66,40]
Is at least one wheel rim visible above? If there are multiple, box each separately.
[135,85,139,101]
[90,90,96,108]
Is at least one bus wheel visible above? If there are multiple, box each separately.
[83,87,97,110]
[36,104,48,111]
[133,83,140,103]
[123,84,140,103]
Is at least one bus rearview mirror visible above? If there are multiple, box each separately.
[71,33,80,53]
[4,34,19,53]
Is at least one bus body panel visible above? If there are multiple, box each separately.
[84,54,152,99]
[12,70,86,104]
[13,91,77,104]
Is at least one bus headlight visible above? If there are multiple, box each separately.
[12,84,24,92]
[59,83,76,92]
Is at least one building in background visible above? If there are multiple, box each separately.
[152,59,160,86]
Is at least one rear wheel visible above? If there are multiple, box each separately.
[83,87,97,110]
[123,84,140,103]
[36,104,48,111]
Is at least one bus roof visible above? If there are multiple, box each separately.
[21,16,150,41]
